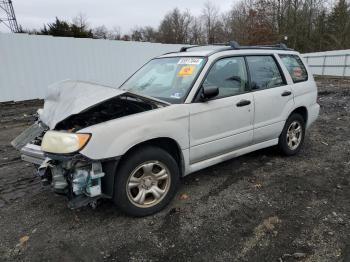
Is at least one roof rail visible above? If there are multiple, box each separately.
[179,45,201,52]
[228,41,290,50]
[179,43,231,52]
[229,41,240,49]
[178,41,291,53]
[170,41,293,57]
[240,43,290,50]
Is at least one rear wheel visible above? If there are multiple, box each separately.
[113,146,179,217]
[278,113,305,156]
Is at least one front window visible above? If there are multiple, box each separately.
[121,57,206,103]
[203,56,249,99]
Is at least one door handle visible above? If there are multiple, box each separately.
[236,100,251,107]
[281,91,292,96]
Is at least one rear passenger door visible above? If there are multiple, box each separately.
[246,55,295,143]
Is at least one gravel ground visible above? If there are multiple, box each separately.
[0,77,349,262]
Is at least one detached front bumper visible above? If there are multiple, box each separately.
[20,143,46,165]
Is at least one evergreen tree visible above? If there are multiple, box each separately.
[327,0,350,49]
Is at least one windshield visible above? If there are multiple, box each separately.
[120,57,206,103]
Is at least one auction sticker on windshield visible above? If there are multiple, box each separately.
[178,58,203,65]
[178,65,195,76]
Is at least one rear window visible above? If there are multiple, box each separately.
[279,54,308,83]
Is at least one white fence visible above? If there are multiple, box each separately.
[1,33,349,102]
[303,50,350,77]
[0,33,183,102]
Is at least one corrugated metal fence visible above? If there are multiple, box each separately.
[303,50,350,77]
[0,33,183,102]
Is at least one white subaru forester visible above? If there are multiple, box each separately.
[13,42,320,216]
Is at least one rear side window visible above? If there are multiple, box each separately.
[279,54,308,83]
[246,56,285,90]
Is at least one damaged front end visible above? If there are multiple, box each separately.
[12,123,109,209]
[11,80,166,209]
[39,156,106,209]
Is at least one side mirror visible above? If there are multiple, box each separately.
[201,85,219,101]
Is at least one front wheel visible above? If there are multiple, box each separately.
[113,146,179,217]
[278,113,306,156]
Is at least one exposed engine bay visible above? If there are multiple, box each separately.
[55,94,163,131]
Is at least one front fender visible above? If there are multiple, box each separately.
[79,105,190,160]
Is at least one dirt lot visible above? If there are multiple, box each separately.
[0,77,349,262]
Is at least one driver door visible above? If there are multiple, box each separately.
[189,56,254,164]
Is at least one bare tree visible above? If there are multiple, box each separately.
[158,8,193,43]
[131,27,143,41]
[141,26,158,42]
[72,13,89,31]
[93,25,109,39]
[108,26,122,40]
[189,17,204,44]
[201,1,220,43]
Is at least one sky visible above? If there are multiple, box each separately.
[0,0,235,33]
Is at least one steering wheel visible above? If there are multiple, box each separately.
[225,76,242,83]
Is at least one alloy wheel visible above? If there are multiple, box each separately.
[286,120,303,150]
[126,161,171,208]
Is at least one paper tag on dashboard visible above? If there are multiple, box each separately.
[170,92,182,99]
[178,58,203,65]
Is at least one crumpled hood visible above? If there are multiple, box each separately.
[39,80,126,129]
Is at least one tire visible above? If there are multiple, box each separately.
[278,113,306,156]
[113,146,180,217]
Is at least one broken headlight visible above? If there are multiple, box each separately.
[41,131,91,154]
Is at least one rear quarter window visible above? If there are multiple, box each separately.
[279,54,308,83]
